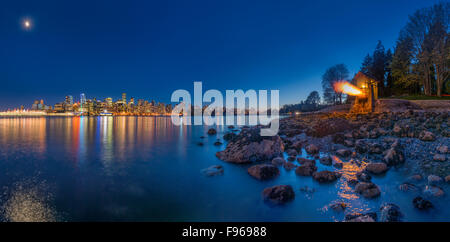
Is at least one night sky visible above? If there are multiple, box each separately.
[0,0,443,109]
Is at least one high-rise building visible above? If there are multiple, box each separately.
[105,97,113,107]
[122,93,127,105]
[80,93,86,106]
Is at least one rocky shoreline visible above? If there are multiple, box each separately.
[210,108,449,222]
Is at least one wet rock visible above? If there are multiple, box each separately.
[227,125,235,129]
[319,156,332,166]
[437,145,448,154]
[207,128,217,135]
[423,185,444,197]
[223,132,237,142]
[355,182,381,198]
[313,171,340,183]
[283,162,297,171]
[433,154,446,162]
[446,175,450,183]
[305,144,319,154]
[308,118,354,137]
[286,149,298,157]
[197,142,204,146]
[262,185,295,205]
[345,212,377,222]
[336,149,352,157]
[216,127,284,163]
[419,131,435,141]
[287,156,296,162]
[247,164,280,180]
[356,171,372,182]
[295,164,317,176]
[380,203,402,222]
[398,183,418,192]
[365,162,388,175]
[291,141,303,151]
[330,202,347,212]
[271,157,285,166]
[368,143,384,154]
[332,133,345,144]
[344,139,354,147]
[427,175,443,185]
[201,165,224,177]
[413,196,433,210]
[214,141,223,146]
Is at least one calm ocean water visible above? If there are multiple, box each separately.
[0,116,448,221]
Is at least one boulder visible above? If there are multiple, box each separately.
[355,182,381,198]
[247,164,280,180]
[271,157,285,166]
[201,165,224,177]
[313,171,340,183]
[380,203,402,222]
[365,162,388,175]
[345,212,377,222]
[412,196,433,210]
[216,127,284,163]
[355,140,367,153]
[305,144,319,154]
[262,185,295,205]
[419,131,436,141]
[207,128,217,135]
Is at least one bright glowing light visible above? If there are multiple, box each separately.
[22,18,32,30]
[334,81,365,96]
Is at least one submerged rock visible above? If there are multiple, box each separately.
[413,196,433,210]
[283,162,297,171]
[345,212,377,222]
[286,149,298,157]
[207,128,217,135]
[214,141,223,146]
[330,202,347,212]
[380,203,402,222]
[437,145,448,154]
[356,171,372,182]
[313,171,340,183]
[247,164,280,180]
[262,185,295,205]
[398,183,418,192]
[355,182,381,198]
[201,165,224,177]
[216,127,284,163]
[427,175,443,185]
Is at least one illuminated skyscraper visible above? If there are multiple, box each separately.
[80,93,86,106]
[122,93,127,105]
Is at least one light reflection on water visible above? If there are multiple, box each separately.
[0,116,448,221]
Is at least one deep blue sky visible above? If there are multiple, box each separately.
[0,0,444,109]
